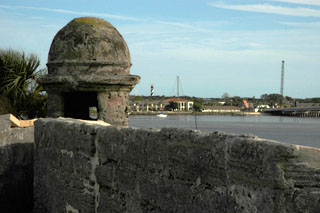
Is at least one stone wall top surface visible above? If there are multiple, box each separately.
[34,118,320,212]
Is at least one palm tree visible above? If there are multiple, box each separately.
[0,49,46,117]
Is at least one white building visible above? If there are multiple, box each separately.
[202,105,241,112]
[130,100,164,112]
[254,105,270,112]
[164,98,194,111]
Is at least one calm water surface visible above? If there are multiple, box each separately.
[129,115,320,148]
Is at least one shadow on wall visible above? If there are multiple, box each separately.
[0,143,34,212]
[0,114,34,213]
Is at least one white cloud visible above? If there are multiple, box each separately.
[208,2,320,17]
[280,21,320,27]
[125,23,320,67]
[273,0,320,6]
[0,4,141,21]
[155,21,207,32]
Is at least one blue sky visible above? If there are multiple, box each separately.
[0,0,319,98]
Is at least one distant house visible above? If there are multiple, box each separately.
[130,100,164,112]
[254,105,270,112]
[202,105,241,113]
[164,98,194,111]
[129,97,194,112]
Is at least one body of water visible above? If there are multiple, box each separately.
[129,115,320,148]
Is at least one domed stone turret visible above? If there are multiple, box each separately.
[39,17,140,126]
[47,17,131,75]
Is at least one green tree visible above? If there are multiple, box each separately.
[0,95,14,115]
[285,96,293,102]
[0,49,47,118]
[260,93,282,107]
[165,101,178,111]
[231,96,242,106]
[191,97,203,112]
[134,96,144,101]
[192,101,202,112]
[310,98,320,103]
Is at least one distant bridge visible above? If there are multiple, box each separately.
[264,107,320,118]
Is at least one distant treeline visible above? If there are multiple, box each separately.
[130,94,320,108]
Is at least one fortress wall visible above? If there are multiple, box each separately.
[0,115,34,212]
[34,118,320,212]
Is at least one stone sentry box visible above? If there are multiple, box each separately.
[39,17,140,126]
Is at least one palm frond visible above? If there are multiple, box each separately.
[0,48,44,115]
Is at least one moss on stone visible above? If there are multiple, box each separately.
[73,17,114,28]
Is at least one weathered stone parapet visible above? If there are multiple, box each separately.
[34,118,320,212]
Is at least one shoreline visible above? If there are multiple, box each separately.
[129,111,262,116]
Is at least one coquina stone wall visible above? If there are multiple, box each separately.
[34,118,320,213]
[0,114,34,212]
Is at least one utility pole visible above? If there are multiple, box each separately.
[280,61,285,107]
[177,76,180,111]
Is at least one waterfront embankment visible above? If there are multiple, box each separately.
[130,111,261,116]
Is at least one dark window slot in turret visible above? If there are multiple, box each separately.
[63,92,98,120]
